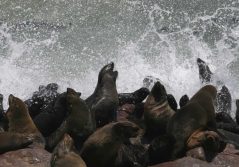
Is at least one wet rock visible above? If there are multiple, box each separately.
[149,144,239,167]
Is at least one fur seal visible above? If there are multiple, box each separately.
[51,134,87,167]
[80,121,141,167]
[144,81,175,138]
[197,58,213,83]
[236,100,239,125]
[85,62,119,128]
[167,85,218,159]
[46,88,95,151]
[216,85,232,114]
[118,87,149,106]
[6,94,45,146]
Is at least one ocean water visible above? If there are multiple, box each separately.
[0,0,239,114]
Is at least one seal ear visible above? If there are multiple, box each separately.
[8,94,15,106]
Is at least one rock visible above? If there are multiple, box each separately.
[0,147,51,167]
[149,144,239,167]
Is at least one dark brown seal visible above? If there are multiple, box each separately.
[85,62,119,128]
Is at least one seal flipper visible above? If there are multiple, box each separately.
[197,58,213,83]
[0,132,34,154]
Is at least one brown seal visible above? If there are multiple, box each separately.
[51,133,87,167]
[144,81,175,138]
[80,121,141,167]
[6,94,45,146]
[167,85,218,159]
[0,95,51,167]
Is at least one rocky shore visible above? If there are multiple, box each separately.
[0,59,239,167]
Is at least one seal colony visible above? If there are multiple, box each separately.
[0,60,239,167]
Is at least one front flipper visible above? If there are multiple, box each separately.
[0,132,33,154]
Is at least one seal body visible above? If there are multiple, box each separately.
[51,134,86,167]
[80,121,141,167]
[6,94,45,146]
[85,62,119,128]
[144,82,175,138]
[46,88,95,151]
[167,85,217,159]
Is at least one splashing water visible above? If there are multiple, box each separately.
[0,0,239,114]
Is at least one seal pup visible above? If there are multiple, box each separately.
[80,121,141,167]
[197,58,213,83]
[46,88,95,151]
[144,81,175,138]
[167,85,219,159]
[85,62,119,128]
[51,134,87,167]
